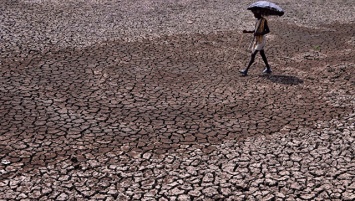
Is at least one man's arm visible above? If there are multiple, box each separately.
[242,30,254,34]
[264,20,270,34]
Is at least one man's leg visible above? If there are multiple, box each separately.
[240,50,258,76]
[260,50,272,74]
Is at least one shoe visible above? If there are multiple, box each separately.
[239,69,248,76]
[263,68,272,74]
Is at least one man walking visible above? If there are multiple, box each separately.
[240,10,272,76]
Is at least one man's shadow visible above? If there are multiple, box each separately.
[261,74,304,85]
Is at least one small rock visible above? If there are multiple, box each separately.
[142,152,152,160]
[1,159,10,165]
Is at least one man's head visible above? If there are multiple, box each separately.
[252,10,262,19]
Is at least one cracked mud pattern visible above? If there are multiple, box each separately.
[1,0,354,200]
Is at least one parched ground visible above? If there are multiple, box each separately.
[0,0,354,200]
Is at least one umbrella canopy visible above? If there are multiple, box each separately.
[247,1,284,16]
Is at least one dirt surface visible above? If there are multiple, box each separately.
[0,0,354,200]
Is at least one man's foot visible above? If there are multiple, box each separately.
[239,69,248,76]
[263,68,272,74]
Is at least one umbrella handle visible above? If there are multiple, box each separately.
[249,36,255,52]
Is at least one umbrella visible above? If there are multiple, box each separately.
[247,1,284,16]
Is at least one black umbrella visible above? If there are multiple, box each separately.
[247,1,284,16]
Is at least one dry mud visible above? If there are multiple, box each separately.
[0,0,354,200]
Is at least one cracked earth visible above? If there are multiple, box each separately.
[0,0,354,200]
